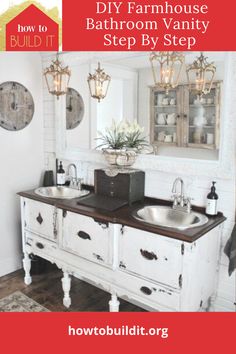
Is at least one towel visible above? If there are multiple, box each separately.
[224,224,236,276]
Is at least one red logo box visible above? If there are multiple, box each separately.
[6,4,59,51]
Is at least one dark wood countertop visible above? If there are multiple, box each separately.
[18,190,226,243]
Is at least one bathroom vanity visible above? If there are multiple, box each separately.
[18,190,225,312]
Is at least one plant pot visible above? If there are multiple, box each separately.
[125,147,139,153]
[103,149,136,167]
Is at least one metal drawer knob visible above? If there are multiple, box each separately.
[140,286,152,295]
[36,242,44,249]
[140,249,158,260]
[77,231,91,240]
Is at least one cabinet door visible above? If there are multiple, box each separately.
[150,87,182,148]
[119,226,184,289]
[23,198,58,241]
[61,211,112,266]
[185,82,221,149]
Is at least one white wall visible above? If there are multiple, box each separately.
[0,52,44,277]
[96,64,138,149]
[97,79,123,138]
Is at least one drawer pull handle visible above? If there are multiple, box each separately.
[140,249,158,261]
[140,286,152,296]
[36,213,43,225]
[77,231,91,240]
[119,261,126,269]
[36,242,44,249]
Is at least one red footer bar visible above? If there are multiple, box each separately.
[0,312,235,353]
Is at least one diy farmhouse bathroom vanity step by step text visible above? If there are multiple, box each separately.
[19,190,225,312]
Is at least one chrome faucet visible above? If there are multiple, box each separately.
[171,178,191,213]
[67,164,83,190]
[172,177,184,207]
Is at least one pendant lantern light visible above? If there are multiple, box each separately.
[87,62,111,102]
[186,52,216,98]
[44,54,71,99]
[150,52,185,94]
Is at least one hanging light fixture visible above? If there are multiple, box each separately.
[186,52,216,98]
[150,52,185,94]
[44,54,71,99]
[87,62,111,102]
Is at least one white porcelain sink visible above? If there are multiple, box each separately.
[132,205,208,231]
[35,186,90,199]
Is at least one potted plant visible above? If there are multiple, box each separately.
[96,119,126,151]
[96,120,136,167]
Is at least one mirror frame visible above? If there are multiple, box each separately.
[55,52,235,180]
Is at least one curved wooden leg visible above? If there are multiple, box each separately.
[62,271,71,308]
[109,294,120,312]
[23,253,32,285]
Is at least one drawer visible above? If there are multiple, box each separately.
[23,198,57,241]
[61,211,112,266]
[119,226,183,289]
[117,271,180,311]
[96,177,129,199]
[25,233,58,258]
[94,170,145,203]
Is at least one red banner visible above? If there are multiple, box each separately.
[3,0,236,51]
[1,312,236,353]
[62,0,236,51]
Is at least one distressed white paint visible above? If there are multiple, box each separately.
[23,252,32,285]
[109,294,120,312]
[62,271,71,308]
[0,52,44,277]
[21,197,222,312]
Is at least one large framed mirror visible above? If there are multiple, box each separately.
[54,51,234,179]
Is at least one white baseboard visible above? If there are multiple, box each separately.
[0,254,23,278]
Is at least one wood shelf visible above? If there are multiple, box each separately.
[154,105,177,108]
[189,104,215,108]
[153,141,177,146]
[188,143,216,150]
[189,125,215,129]
[155,124,176,128]
[150,83,221,151]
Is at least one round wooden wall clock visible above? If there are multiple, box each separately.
[66,88,85,130]
[0,81,34,131]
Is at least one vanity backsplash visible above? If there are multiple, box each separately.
[52,158,229,211]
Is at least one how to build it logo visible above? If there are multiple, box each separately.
[6,4,59,51]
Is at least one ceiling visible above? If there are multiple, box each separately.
[41,51,226,70]
[102,52,226,69]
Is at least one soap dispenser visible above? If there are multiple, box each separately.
[57,161,65,186]
[206,181,218,216]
